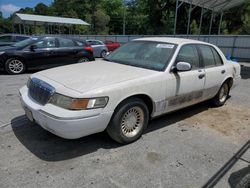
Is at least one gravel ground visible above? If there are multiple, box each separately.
[0,63,249,188]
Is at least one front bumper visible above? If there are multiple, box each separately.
[19,86,113,139]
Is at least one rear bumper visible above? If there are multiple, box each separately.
[19,86,113,139]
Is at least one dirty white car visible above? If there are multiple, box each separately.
[19,38,241,144]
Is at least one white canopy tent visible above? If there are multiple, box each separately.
[174,0,246,35]
[13,13,90,34]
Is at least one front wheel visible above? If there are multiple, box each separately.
[107,98,149,144]
[5,58,26,74]
[211,82,230,106]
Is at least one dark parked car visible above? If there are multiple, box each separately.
[0,36,95,74]
[0,34,30,47]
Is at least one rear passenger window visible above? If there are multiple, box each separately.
[58,38,75,47]
[176,45,199,69]
[211,47,223,65]
[199,45,216,67]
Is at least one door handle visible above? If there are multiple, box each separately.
[198,73,205,79]
[221,70,226,74]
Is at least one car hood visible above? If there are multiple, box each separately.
[36,60,158,93]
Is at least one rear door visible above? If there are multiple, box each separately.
[198,44,226,100]
[166,44,205,111]
[56,38,79,65]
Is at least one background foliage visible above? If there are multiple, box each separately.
[0,0,250,35]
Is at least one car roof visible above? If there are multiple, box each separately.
[134,37,209,45]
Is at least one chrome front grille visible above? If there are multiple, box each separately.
[28,78,55,105]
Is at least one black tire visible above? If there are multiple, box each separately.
[100,50,107,58]
[107,98,149,144]
[77,57,89,63]
[5,58,26,75]
[211,82,230,106]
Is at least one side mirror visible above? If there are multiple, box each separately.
[30,45,37,52]
[176,62,192,71]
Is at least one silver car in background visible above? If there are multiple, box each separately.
[86,39,108,58]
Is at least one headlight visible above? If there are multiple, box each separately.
[0,51,4,55]
[50,93,108,110]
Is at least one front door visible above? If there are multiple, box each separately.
[166,44,205,112]
[24,37,58,69]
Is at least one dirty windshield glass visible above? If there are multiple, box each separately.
[105,41,176,71]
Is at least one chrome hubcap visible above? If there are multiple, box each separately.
[219,84,228,103]
[9,60,24,73]
[121,106,144,138]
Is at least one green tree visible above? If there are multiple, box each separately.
[34,3,49,15]
[146,0,175,34]
[17,7,34,14]
[102,0,123,34]
[190,20,199,34]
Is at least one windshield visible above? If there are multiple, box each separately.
[12,37,39,47]
[105,41,176,71]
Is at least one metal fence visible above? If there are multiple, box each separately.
[56,34,250,62]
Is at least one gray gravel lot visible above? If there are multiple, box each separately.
[0,64,249,188]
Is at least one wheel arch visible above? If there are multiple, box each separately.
[5,56,27,66]
[114,94,154,117]
[222,76,233,89]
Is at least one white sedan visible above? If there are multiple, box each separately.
[19,37,241,144]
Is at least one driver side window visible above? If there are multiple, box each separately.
[176,45,199,69]
[34,38,56,49]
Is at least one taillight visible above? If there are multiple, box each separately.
[84,46,93,53]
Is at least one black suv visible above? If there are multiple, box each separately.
[0,36,95,74]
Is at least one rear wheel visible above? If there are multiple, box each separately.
[211,82,230,106]
[77,57,89,63]
[5,58,26,74]
[107,98,149,144]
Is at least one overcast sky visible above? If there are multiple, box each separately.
[0,0,53,17]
